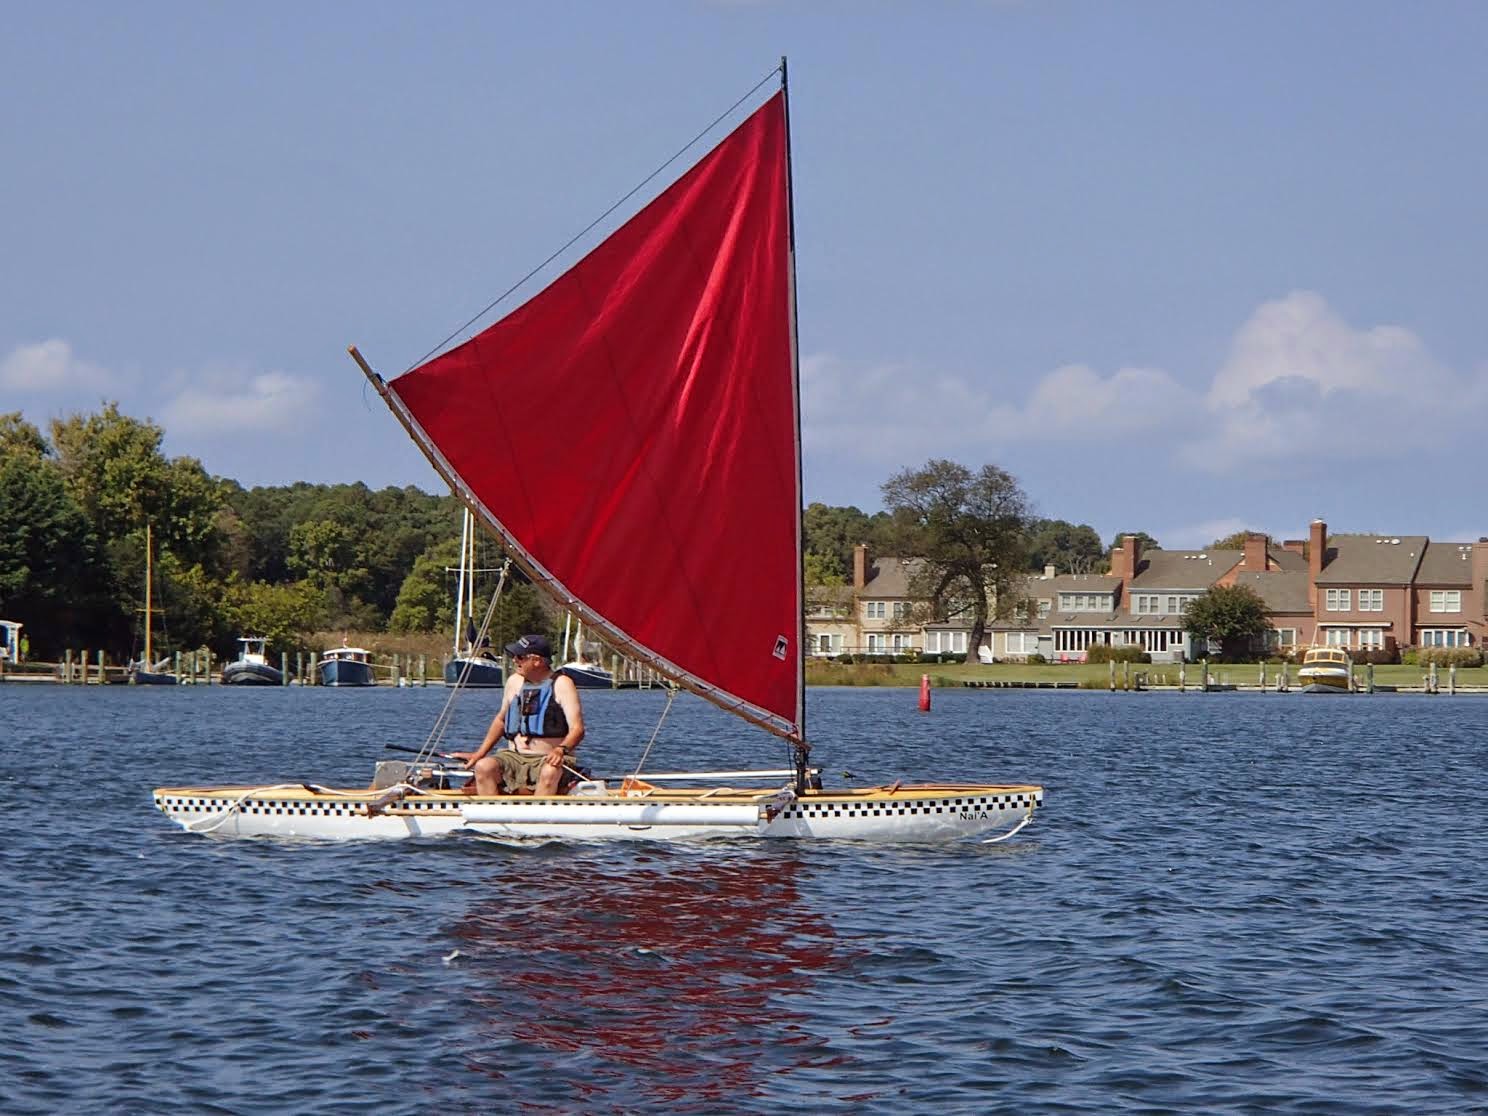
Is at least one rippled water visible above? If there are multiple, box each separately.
[3,684,1486,1113]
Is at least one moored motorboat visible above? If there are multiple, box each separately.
[222,637,284,686]
[319,646,375,687]
[1298,645,1352,693]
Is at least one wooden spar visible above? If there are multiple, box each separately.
[144,523,153,665]
[347,344,800,743]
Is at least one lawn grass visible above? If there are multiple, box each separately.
[803,659,1488,689]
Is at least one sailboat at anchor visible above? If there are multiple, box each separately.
[152,62,1043,841]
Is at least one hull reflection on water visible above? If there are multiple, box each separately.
[448,848,848,1103]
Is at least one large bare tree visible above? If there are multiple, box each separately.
[881,460,1033,664]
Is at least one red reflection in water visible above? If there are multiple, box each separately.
[448,847,849,1107]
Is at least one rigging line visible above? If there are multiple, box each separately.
[416,556,511,763]
[404,64,784,373]
[627,685,678,785]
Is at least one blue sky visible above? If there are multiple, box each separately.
[4,2,1485,550]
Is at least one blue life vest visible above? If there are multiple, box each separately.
[505,677,570,739]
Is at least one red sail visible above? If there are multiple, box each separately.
[389,92,801,739]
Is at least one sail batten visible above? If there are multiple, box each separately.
[384,91,802,742]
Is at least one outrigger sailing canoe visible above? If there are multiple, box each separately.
[153,62,1043,842]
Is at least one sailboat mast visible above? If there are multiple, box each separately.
[780,56,807,755]
[454,505,469,656]
[144,523,153,665]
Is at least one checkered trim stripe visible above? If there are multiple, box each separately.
[775,791,1039,820]
[155,795,463,817]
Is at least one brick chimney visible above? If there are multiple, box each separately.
[853,543,869,590]
[1244,532,1269,572]
[1110,534,1141,585]
[1308,519,1326,608]
[1474,538,1488,627]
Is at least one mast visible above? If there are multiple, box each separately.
[454,505,469,656]
[144,523,154,665]
[780,56,810,788]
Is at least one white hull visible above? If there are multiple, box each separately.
[153,783,1042,843]
[1297,666,1350,692]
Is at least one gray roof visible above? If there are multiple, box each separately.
[1235,570,1311,614]
[1269,548,1309,572]
[1415,541,1475,587]
[1128,549,1241,590]
[1314,534,1427,585]
[1031,574,1120,595]
[859,556,918,598]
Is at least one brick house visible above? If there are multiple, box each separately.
[804,521,1488,663]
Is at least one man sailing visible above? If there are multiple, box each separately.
[453,633,585,796]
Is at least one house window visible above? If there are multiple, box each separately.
[928,631,962,653]
[817,634,832,653]
[1166,596,1179,613]
[1359,589,1383,612]
[1136,595,1159,615]
[1269,628,1297,648]
[892,602,911,620]
[1038,600,1051,618]
[1006,632,1037,654]
[866,633,881,651]
[1420,629,1469,647]
[1358,629,1384,651]
[890,633,909,652]
[1430,590,1461,613]
[865,601,885,620]
[1325,589,1351,611]
[1325,628,1349,647]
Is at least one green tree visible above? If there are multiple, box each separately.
[1210,530,1263,550]
[0,453,104,655]
[1025,519,1105,574]
[49,402,223,566]
[881,459,1033,664]
[802,503,871,582]
[222,578,326,654]
[1107,530,1160,553]
[0,412,50,460]
[803,551,846,587]
[389,539,462,633]
[288,519,370,594]
[1182,583,1271,661]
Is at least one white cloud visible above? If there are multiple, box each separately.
[160,370,319,435]
[1209,290,1447,408]
[1023,362,1193,434]
[0,339,115,393]
[1191,291,1471,471]
[800,352,1194,468]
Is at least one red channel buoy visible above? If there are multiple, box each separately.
[918,673,931,712]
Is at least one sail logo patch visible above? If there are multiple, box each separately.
[773,636,789,660]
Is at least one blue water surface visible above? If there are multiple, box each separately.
[2,683,1485,1114]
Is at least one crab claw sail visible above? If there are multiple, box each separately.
[383,92,802,741]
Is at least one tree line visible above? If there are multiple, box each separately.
[0,405,545,660]
[5,403,1268,664]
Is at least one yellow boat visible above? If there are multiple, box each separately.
[1298,646,1352,693]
